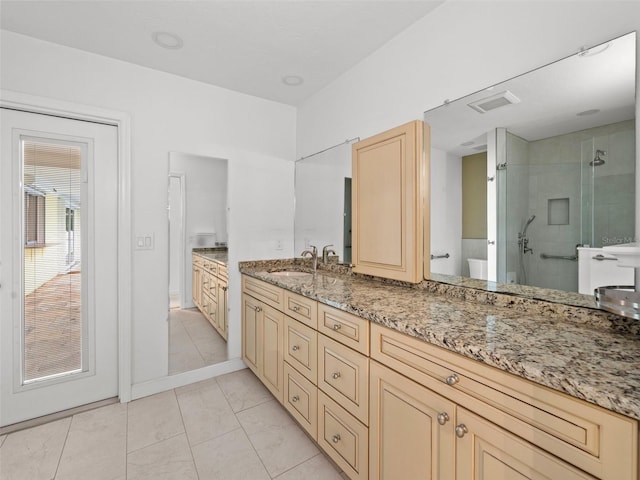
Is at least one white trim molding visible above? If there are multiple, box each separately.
[0,89,133,402]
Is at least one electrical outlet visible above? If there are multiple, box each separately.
[275,239,283,251]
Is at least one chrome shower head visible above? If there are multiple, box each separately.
[520,214,536,237]
[590,149,606,166]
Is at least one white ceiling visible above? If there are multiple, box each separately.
[0,0,444,105]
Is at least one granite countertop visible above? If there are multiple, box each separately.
[193,248,228,265]
[239,262,640,421]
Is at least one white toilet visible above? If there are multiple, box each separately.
[467,258,488,280]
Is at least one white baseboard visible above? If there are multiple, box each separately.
[130,357,246,400]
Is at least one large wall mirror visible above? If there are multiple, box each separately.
[427,32,636,306]
[168,152,229,375]
[293,32,636,309]
[294,141,354,263]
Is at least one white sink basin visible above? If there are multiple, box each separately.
[270,271,312,277]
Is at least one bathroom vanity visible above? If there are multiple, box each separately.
[240,261,639,480]
[191,249,228,340]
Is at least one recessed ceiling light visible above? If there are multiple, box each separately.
[577,109,601,116]
[282,75,304,86]
[152,31,184,50]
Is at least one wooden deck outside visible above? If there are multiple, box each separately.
[23,272,81,381]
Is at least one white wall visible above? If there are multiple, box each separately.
[1,30,296,385]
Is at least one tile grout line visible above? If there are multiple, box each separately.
[52,413,74,479]
[173,387,201,480]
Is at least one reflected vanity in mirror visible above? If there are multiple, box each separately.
[168,152,229,375]
[427,32,636,306]
[294,140,355,264]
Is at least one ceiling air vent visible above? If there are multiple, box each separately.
[468,90,521,114]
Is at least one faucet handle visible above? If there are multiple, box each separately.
[322,244,334,252]
[309,245,317,254]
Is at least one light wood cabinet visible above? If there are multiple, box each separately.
[192,263,202,307]
[284,362,317,439]
[241,289,285,403]
[370,360,455,480]
[351,120,428,283]
[241,293,261,375]
[370,323,638,480]
[191,253,228,340]
[318,333,369,425]
[215,279,228,339]
[261,303,285,403]
[284,316,317,383]
[455,408,597,480]
[318,390,369,480]
[241,274,638,480]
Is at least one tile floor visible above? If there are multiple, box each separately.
[169,308,229,375]
[0,369,346,480]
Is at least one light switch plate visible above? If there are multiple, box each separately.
[135,233,154,250]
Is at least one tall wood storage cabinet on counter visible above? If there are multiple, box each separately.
[352,120,429,283]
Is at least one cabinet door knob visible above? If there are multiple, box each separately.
[292,345,300,351]
[332,323,342,331]
[292,305,300,312]
[254,306,262,313]
[455,424,468,438]
[331,434,341,444]
[437,412,450,425]
[331,372,341,380]
[292,395,299,403]
[445,374,459,386]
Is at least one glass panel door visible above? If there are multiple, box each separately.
[22,139,86,383]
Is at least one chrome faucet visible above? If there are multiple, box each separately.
[301,245,318,271]
[322,244,336,264]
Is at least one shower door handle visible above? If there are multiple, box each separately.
[592,254,618,261]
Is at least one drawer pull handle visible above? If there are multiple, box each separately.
[292,345,300,351]
[292,305,300,312]
[331,434,341,444]
[292,395,299,403]
[332,372,341,380]
[455,424,468,438]
[254,306,262,313]
[437,412,450,425]
[445,374,459,386]
[332,323,342,331]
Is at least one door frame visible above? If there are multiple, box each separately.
[0,89,132,403]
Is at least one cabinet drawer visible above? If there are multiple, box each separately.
[318,334,368,425]
[203,261,218,276]
[284,290,317,329]
[283,363,317,440]
[242,275,284,310]
[192,254,204,267]
[318,303,369,355]
[202,272,217,299]
[318,390,368,480]
[284,316,317,383]
[371,323,638,480]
